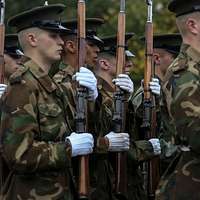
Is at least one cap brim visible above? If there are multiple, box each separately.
[87,35,104,48]
[6,49,24,58]
[15,49,24,56]
[41,25,71,34]
[125,50,135,57]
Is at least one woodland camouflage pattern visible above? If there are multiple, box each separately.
[131,84,178,174]
[96,76,157,200]
[159,95,177,174]
[156,44,200,200]
[53,64,117,200]
[53,63,76,110]
[0,60,76,200]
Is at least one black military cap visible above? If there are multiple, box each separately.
[168,0,200,17]
[101,33,135,57]
[140,33,182,55]
[5,34,24,58]
[61,18,104,47]
[8,4,69,33]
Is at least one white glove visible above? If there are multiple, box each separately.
[73,67,98,101]
[149,138,161,156]
[0,84,7,98]
[113,74,134,94]
[66,132,94,157]
[105,131,130,152]
[149,78,161,96]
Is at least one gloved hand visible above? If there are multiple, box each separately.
[141,78,161,96]
[113,74,134,94]
[105,131,130,152]
[149,78,161,96]
[0,84,7,98]
[149,138,161,156]
[73,67,98,101]
[66,132,94,157]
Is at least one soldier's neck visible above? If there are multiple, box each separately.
[183,36,200,54]
[25,52,52,73]
[62,54,77,70]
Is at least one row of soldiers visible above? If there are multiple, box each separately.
[0,0,199,199]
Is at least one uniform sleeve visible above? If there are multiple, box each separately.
[127,94,155,162]
[169,71,200,155]
[1,83,71,174]
[128,140,155,162]
[159,96,178,159]
[95,98,112,153]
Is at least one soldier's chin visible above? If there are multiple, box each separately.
[53,55,61,61]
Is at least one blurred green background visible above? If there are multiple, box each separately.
[5,0,178,86]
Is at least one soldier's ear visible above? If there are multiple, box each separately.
[64,40,77,53]
[99,59,110,71]
[186,17,199,35]
[27,33,38,47]
[153,53,161,65]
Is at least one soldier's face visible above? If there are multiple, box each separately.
[4,54,21,79]
[108,56,117,78]
[125,57,134,74]
[36,30,64,62]
[85,40,100,68]
[153,48,175,80]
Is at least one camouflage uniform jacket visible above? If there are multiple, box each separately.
[0,60,76,200]
[96,76,157,200]
[53,63,76,110]
[156,44,200,200]
[131,84,177,163]
[53,64,116,200]
[130,86,160,160]
[53,62,74,84]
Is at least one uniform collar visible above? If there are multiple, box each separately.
[170,44,189,73]
[25,60,57,93]
[97,75,115,93]
[186,45,200,64]
[61,64,75,77]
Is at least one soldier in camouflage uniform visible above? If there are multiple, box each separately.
[155,0,200,199]
[0,4,97,200]
[4,34,24,84]
[53,18,104,84]
[131,34,182,175]
[0,34,24,98]
[53,19,131,200]
[94,33,161,200]
[0,34,25,187]
[52,18,104,113]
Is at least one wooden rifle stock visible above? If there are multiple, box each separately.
[76,1,89,199]
[141,1,160,199]
[112,0,127,199]
[0,0,5,83]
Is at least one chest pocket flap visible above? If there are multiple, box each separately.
[38,103,62,117]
